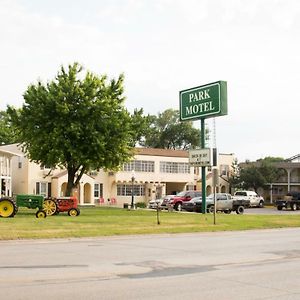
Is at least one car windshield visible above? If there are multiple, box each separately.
[190,197,201,202]
[176,191,187,197]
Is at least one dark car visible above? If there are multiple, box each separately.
[275,191,300,211]
[182,196,202,212]
[287,191,300,200]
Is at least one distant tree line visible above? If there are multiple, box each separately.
[227,157,285,193]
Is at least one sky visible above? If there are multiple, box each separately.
[1,0,300,162]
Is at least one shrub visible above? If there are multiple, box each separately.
[136,202,146,208]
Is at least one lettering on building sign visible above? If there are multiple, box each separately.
[189,89,210,102]
[191,153,209,164]
[185,88,215,116]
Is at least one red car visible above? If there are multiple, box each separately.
[161,191,202,211]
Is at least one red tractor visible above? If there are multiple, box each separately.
[55,196,80,216]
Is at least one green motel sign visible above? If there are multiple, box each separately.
[179,81,227,121]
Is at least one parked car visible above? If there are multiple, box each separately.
[183,193,249,214]
[161,191,202,211]
[182,196,202,212]
[275,191,300,211]
[148,198,163,209]
[232,190,264,208]
[157,195,174,209]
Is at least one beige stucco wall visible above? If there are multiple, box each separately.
[205,153,235,195]
[107,154,196,207]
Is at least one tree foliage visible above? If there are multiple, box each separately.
[8,63,141,195]
[0,110,19,145]
[229,157,285,192]
[239,165,266,192]
[141,108,201,150]
[227,158,242,191]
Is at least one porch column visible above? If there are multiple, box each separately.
[79,182,84,205]
[8,158,12,196]
[287,169,291,192]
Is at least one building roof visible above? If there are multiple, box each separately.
[286,154,300,162]
[0,143,23,156]
[135,147,188,158]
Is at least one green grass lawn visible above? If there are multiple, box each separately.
[1,206,300,240]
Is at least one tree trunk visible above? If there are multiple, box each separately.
[66,169,76,196]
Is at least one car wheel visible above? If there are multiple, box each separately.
[258,201,264,208]
[236,206,244,214]
[291,203,297,211]
[208,206,214,213]
[277,206,283,210]
[175,203,182,211]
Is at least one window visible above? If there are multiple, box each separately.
[220,165,229,176]
[18,157,22,169]
[117,184,145,196]
[217,194,227,201]
[186,185,195,191]
[40,164,51,170]
[122,160,154,172]
[36,182,51,197]
[160,161,190,174]
[94,183,103,198]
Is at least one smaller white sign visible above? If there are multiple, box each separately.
[189,148,211,167]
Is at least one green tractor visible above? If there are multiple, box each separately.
[0,194,57,218]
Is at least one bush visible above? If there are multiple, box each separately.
[136,202,146,208]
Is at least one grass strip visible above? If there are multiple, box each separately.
[1,207,300,240]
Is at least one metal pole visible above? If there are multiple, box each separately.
[131,177,134,209]
[212,167,219,225]
[201,118,206,214]
[156,204,160,225]
[214,185,216,225]
[270,183,273,204]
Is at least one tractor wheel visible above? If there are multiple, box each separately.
[0,197,17,218]
[43,198,58,216]
[36,210,47,218]
[68,208,80,217]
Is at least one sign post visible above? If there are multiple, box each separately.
[201,119,206,213]
[180,81,227,214]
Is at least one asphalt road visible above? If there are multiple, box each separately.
[245,206,300,215]
[1,228,300,299]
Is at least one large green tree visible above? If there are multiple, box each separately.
[141,108,201,150]
[8,63,142,195]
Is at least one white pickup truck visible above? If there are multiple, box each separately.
[232,191,264,208]
[206,193,249,214]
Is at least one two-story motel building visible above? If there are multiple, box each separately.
[0,143,234,206]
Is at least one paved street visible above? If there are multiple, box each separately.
[1,228,300,299]
[245,207,300,215]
